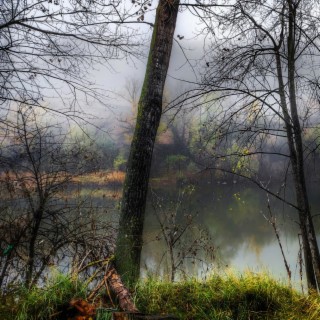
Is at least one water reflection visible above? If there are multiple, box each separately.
[141,178,320,286]
[65,174,320,287]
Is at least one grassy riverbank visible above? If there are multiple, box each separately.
[1,271,320,319]
[136,272,319,320]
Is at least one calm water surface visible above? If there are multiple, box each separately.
[140,177,320,288]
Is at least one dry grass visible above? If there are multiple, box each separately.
[72,170,125,186]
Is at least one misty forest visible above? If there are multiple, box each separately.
[2,1,320,319]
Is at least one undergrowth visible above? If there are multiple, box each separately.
[0,272,86,320]
[1,271,320,319]
[135,271,320,320]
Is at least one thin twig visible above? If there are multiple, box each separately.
[264,194,291,284]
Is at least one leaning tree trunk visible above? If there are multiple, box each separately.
[114,0,180,286]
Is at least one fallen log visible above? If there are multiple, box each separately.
[106,265,139,313]
[79,260,177,319]
[104,265,178,320]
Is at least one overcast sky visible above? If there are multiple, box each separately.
[85,3,205,121]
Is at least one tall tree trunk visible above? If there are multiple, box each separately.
[287,0,320,289]
[114,0,180,286]
[275,50,317,290]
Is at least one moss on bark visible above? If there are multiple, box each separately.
[114,0,180,286]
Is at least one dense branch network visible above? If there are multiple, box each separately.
[0,0,150,114]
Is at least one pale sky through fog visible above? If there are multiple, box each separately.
[86,3,205,119]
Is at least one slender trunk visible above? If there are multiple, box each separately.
[25,210,42,287]
[275,49,317,290]
[114,0,180,286]
[169,242,175,282]
[287,0,320,288]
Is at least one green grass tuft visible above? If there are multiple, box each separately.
[2,271,320,320]
[1,271,87,320]
[135,271,320,320]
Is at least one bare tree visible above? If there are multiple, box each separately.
[177,0,320,290]
[0,107,113,288]
[0,0,146,116]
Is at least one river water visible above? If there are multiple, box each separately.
[140,176,320,288]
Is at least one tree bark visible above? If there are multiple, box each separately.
[107,266,139,313]
[114,0,180,286]
[286,0,320,289]
[275,49,317,290]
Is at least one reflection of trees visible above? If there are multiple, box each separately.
[143,182,301,273]
[188,0,320,290]
[142,189,215,281]
[195,184,301,261]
